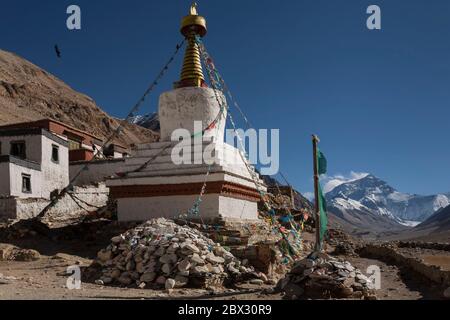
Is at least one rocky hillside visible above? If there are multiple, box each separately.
[417,205,450,231]
[0,49,159,147]
[388,205,450,242]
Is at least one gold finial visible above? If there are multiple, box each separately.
[190,2,198,16]
[175,3,208,88]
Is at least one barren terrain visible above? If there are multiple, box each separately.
[0,219,447,300]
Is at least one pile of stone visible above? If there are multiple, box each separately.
[94,218,266,290]
[277,253,377,300]
[0,243,40,262]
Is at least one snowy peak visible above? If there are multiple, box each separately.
[327,174,396,201]
[326,173,450,225]
[128,113,160,132]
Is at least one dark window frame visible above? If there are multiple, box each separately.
[22,174,32,193]
[51,144,60,163]
[10,140,26,159]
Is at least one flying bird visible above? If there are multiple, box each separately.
[54,45,61,58]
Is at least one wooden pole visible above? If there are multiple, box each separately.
[312,134,321,252]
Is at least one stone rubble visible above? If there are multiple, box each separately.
[277,252,377,300]
[93,218,266,289]
[0,243,41,262]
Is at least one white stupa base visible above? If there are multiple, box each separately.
[105,86,266,223]
[116,194,258,222]
[106,140,266,222]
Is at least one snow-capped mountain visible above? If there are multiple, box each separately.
[325,174,450,232]
[128,113,160,132]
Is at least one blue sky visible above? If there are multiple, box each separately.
[1,0,449,196]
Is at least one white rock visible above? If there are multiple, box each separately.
[183,243,200,254]
[206,254,225,265]
[165,278,176,290]
[250,279,264,285]
[138,282,147,289]
[178,259,191,272]
[211,266,222,274]
[190,253,205,265]
[228,265,239,274]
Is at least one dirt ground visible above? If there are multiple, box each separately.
[0,219,447,300]
[0,256,281,300]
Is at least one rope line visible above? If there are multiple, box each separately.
[195,37,302,258]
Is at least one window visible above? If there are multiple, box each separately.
[10,141,26,159]
[51,145,59,163]
[22,174,31,193]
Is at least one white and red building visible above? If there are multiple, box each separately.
[0,119,121,220]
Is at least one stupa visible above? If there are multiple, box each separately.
[106,4,266,222]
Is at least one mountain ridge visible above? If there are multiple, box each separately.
[325,173,450,237]
[0,49,159,147]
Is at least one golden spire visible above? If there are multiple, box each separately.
[176,3,208,88]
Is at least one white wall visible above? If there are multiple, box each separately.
[39,134,69,197]
[70,159,125,186]
[0,131,69,200]
[159,87,227,143]
[9,162,43,198]
[116,194,258,222]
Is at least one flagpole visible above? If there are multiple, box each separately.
[312,134,321,252]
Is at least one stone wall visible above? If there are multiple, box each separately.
[359,244,450,287]
[0,183,109,220]
[398,241,450,252]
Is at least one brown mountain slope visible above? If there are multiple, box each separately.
[0,49,158,146]
[386,205,450,242]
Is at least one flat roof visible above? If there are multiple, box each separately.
[0,127,69,147]
[0,118,102,141]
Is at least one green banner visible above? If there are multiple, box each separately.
[317,148,328,245]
